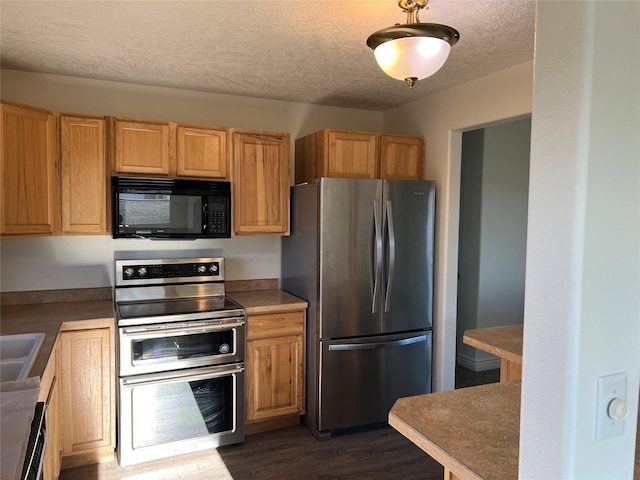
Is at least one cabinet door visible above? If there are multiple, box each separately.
[379,134,424,180]
[327,130,378,179]
[41,341,61,480]
[232,130,290,235]
[114,120,170,175]
[1,102,58,235]
[246,334,304,421]
[177,125,228,179]
[60,116,108,234]
[60,327,114,466]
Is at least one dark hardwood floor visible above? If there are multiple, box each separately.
[455,365,500,389]
[60,425,444,480]
[60,368,496,480]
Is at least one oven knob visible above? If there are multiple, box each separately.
[136,267,147,277]
[210,264,218,273]
[124,267,134,278]
[197,265,207,274]
[219,343,230,354]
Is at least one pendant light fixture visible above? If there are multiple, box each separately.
[366,0,459,88]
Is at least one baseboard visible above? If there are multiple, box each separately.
[245,415,301,435]
[457,352,500,372]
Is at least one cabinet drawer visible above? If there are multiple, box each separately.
[247,311,304,339]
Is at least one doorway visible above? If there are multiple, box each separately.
[455,117,531,387]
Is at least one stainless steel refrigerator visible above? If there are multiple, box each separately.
[282,177,435,440]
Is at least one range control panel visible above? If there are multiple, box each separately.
[115,258,225,286]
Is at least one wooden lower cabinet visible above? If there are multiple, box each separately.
[245,310,305,434]
[39,340,61,480]
[59,320,115,469]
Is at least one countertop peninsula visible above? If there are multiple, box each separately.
[390,381,521,480]
[390,381,640,480]
[463,324,523,382]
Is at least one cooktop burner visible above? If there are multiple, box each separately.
[114,257,245,326]
[117,296,244,321]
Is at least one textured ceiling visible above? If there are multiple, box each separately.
[0,0,536,111]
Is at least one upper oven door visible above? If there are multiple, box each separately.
[118,317,245,376]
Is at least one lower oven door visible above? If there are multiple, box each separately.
[118,317,245,376]
[117,363,244,467]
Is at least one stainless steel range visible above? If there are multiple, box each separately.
[114,257,246,466]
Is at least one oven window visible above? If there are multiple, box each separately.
[118,193,202,234]
[131,374,234,449]
[133,330,234,362]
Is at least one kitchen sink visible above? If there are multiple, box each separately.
[0,333,45,382]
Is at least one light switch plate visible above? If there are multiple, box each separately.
[595,372,628,441]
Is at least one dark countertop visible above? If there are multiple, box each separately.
[1,300,115,378]
[227,289,308,314]
[1,288,307,379]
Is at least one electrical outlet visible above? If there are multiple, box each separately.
[595,373,628,441]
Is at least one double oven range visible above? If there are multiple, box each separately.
[114,257,246,466]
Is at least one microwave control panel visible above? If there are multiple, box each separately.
[206,197,229,235]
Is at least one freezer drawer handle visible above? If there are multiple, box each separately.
[328,334,428,351]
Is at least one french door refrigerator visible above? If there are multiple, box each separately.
[282,177,435,440]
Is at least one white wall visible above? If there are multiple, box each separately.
[457,118,530,372]
[520,1,639,477]
[0,70,383,292]
[383,61,534,391]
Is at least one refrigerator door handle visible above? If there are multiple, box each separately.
[384,200,396,312]
[372,199,383,314]
[328,334,428,351]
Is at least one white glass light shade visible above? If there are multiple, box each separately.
[373,36,451,81]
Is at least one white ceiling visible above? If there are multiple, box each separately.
[0,0,536,111]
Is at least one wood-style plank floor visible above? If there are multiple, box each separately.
[59,425,444,480]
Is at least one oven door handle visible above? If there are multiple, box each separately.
[121,320,245,337]
[121,364,244,387]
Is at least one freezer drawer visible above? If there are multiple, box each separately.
[317,330,431,432]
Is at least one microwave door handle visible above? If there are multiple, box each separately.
[202,199,208,231]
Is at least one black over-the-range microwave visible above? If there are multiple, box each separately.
[111,177,231,239]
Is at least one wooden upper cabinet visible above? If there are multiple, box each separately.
[379,134,424,180]
[176,125,228,179]
[60,115,108,234]
[113,120,171,175]
[1,101,59,235]
[327,130,378,179]
[295,129,424,184]
[232,129,290,236]
[113,119,229,179]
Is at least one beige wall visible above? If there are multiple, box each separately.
[383,61,534,391]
